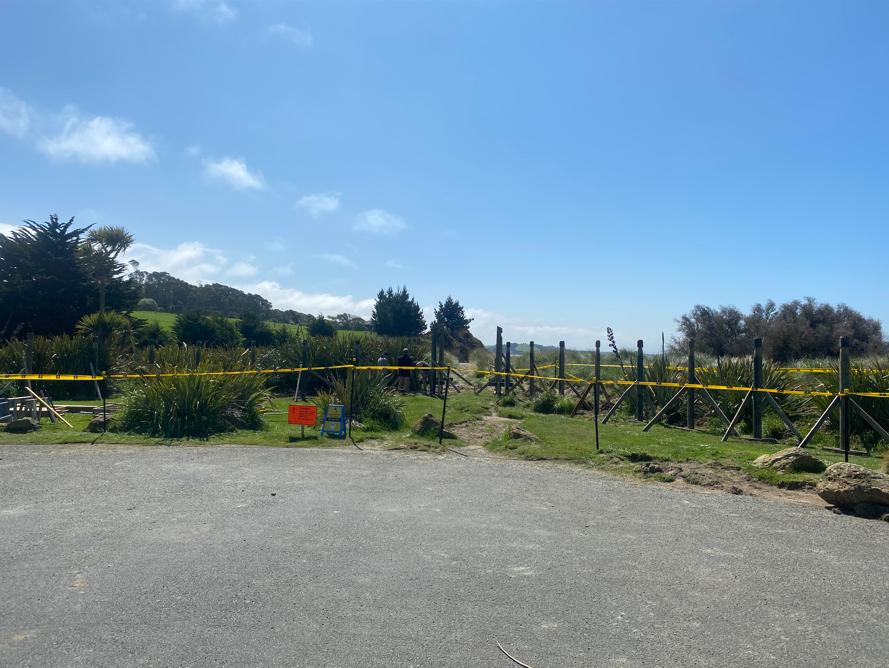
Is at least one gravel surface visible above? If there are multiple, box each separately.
[1,443,887,667]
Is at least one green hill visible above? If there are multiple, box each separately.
[131,311,370,339]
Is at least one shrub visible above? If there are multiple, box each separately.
[307,315,335,338]
[812,360,889,452]
[173,312,243,347]
[554,396,575,415]
[532,392,557,414]
[324,370,405,431]
[135,321,175,348]
[500,393,517,407]
[695,357,806,434]
[763,415,791,441]
[115,370,269,439]
[470,347,493,373]
[137,298,158,311]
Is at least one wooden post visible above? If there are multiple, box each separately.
[594,340,601,450]
[687,338,696,430]
[558,341,566,396]
[635,339,644,421]
[752,338,763,439]
[299,338,309,401]
[429,329,437,397]
[529,341,536,396]
[438,335,451,390]
[594,339,601,412]
[839,336,850,462]
[505,341,512,394]
[494,326,503,397]
[24,333,35,419]
[439,367,451,445]
[147,345,156,366]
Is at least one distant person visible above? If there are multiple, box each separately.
[397,348,413,392]
[377,353,389,366]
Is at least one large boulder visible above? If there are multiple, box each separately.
[816,463,889,510]
[84,416,111,433]
[508,426,537,441]
[753,447,826,473]
[3,417,39,433]
[411,413,455,439]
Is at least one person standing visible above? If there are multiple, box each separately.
[396,348,413,392]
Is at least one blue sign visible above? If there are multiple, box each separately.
[320,403,347,438]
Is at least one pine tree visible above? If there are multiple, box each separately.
[371,287,426,336]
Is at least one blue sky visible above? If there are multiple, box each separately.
[1,0,887,348]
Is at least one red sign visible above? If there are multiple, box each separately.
[288,404,318,426]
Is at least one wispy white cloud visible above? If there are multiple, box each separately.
[318,253,356,268]
[203,156,265,190]
[124,241,228,283]
[296,192,340,218]
[238,280,375,318]
[39,110,155,164]
[0,88,30,138]
[172,0,237,24]
[384,259,404,270]
[268,23,313,47]
[227,260,258,277]
[354,208,407,235]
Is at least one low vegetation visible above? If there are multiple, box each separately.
[115,370,270,439]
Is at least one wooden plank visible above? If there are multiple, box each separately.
[24,386,73,427]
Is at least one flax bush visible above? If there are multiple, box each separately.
[321,370,405,431]
[695,357,807,433]
[811,360,889,452]
[115,369,269,439]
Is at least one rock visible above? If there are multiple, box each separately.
[752,447,826,473]
[411,413,456,439]
[507,427,537,441]
[3,417,39,433]
[852,503,889,520]
[84,416,111,433]
[816,463,889,510]
[635,462,664,475]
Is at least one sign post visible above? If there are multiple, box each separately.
[288,404,318,439]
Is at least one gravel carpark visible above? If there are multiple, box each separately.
[1,443,887,667]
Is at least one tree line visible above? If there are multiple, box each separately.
[673,299,885,361]
[1,216,477,351]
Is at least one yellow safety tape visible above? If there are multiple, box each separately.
[566,362,848,375]
[1,364,451,382]
[5,365,885,400]
[0,373,105,381]
[474,369,862,398]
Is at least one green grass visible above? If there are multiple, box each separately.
[132,310,179,330]
[2,389,883,490]
[486,411,883,484]
[0,392,494,448]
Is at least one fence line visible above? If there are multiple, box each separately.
[488,330,889,461]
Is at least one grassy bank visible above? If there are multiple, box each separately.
[1,390,882,489]
[0,392,495,448]
[487,411,882,485]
